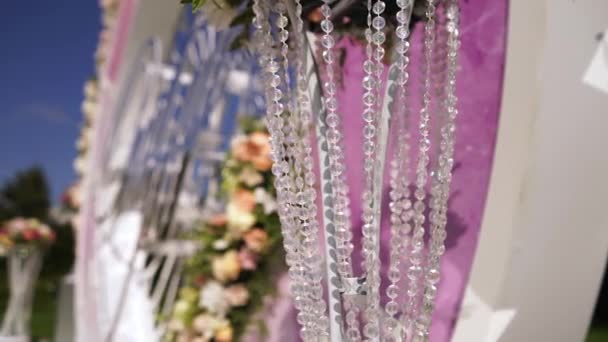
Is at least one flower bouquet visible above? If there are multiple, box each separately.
[164,118,286,342]
[0,218,55,337]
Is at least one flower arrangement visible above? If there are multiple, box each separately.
[0,218,56,255]
[164,117,285,342]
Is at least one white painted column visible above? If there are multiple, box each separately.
[453,1,608,341]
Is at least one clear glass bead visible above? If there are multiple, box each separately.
[372,16,385,30]
[386,301,399,315]
[396,26,409,39]
[373,31,386,45]
[374,47,385,60]
[363,60,375,73]
[372,1,386,14]
[363,125,376,139]
[320,4,331,17]
[321,19,334,33]
[326,113,340,128]
[322,50,334,64]
[322,34,335,49]
[397,0,410,7]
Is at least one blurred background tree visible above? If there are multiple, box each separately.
[0,167,50,222]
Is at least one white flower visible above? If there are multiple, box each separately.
[254,188,277,214]
[212,239,229,251]
[173,299,191,316]
[226,202,256,237]
[199,281,229,316]
[192,314,230,341]
[81,99,97,117]
[238,167,263,187]
[84,80,98,99]
[74,156,87,175]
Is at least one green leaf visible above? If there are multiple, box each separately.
[180,0,206,12]
[194,0,208,11]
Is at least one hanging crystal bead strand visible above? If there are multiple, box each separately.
[384,0,414,340]
[275,1,331,338]
[315,3,363,341]
[318,2,355,281]
[360,0,384,339]
[360,0,377,290]
[415,1,460,340]
[403,0,436,340]
[306,1,362,340]
[252,1,327,340]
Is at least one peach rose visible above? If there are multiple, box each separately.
[224,284,250,307]
[208,213,228,227]
[212,251,241,283]
[233,189,256,213]
[243,228,268,253]
[231,132,272,171]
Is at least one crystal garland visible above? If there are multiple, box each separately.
[252,1,330,340]
[317,0,362,340]
[402,0,436,338]
[385,0,415,339]
[360,0,383,339]
[252,0,461,340]
[414,1,460,340]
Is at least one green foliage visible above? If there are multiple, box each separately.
[238,116,266,135]
[40,222,75,281]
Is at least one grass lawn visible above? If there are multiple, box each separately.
[0,280,58,340]
[587,325,608,342]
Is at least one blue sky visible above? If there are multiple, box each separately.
[0,1,100,202]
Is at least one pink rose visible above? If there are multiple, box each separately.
[243,228,268,253]
[238,248,258,271]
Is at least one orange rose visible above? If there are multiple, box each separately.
[307,7,323,23]
[233,189,256,213]
[208,213,228,226]
[248,132,272,171]
[251,155,272,171]
[243,228,268,253]
[231,132,273,171]
[231,136,251,162]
